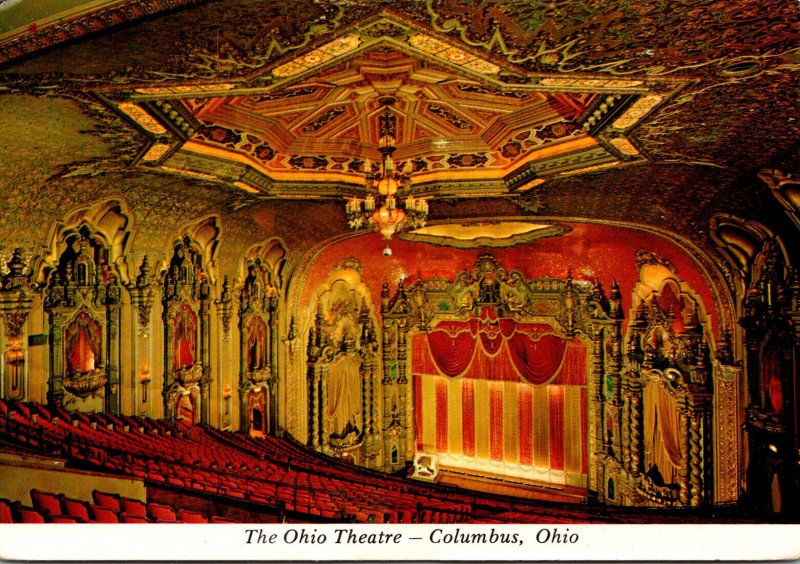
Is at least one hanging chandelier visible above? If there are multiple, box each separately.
[345,97,428,256]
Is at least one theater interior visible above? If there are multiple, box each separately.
[0,0,798,526]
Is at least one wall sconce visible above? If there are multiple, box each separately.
[5,345,24,394]
[140,366,151,403]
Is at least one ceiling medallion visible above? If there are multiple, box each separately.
[345,97,428,256]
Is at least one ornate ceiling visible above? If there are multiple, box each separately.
[0,0,797,269]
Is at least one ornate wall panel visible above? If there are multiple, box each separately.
[161,220,218,424]
[305,262,382,468]
[0,249,34,402]
[43,225,124,414]
[620,262,716,507]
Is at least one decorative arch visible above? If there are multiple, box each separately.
[34,199,133,287]
[162,218,219,425]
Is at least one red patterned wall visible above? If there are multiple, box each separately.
[300,222,721,335]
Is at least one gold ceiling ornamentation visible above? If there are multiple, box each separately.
[608,137,640,156]
[142,143,172,162]
[409,33,500,74]
[272,34,361,77]
[117,103,166,134]
[611,95,664,130]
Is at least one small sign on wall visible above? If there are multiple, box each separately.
[28,334,48,347]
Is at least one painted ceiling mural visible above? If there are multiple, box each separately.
[0,0,797,282]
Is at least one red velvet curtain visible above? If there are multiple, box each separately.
[414,374,423,451]
[548,386,565,471]
[489,383,504,461]
[419,313,570,384]
[461,380,475,457]
[173,305,197,369]
[435,378,448,451]
[518,385,533,465]
[66,312,101,375]
[506,333,567,384]
[426,330,476,377]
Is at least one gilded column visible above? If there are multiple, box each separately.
[319,365,328,449]
[621,386,631,471]
[310,371,320,448]
[679,404,690,506]
[628,379,643,474]
[689,408,704,506]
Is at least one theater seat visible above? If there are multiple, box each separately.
[92,490,121,512]
[120,513,150,523]
[147,502,177,521]
[209,516,237,523]
[49,515,82,523]
[89,504,119,523]
[14,504,45,523]
[0,499,13,523]
[119,497,147,517]
[30,489,61,517]
[60,496,91,522]
[176,508,208,523]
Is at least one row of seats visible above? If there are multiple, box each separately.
[0,398,626,524]
[0,489,235,524]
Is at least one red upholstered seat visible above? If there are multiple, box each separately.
[209,515,237,523]
[15,504,45,523]
[147,502,176,521]
[60,496,91,522]
[0,499,13,523]
[177,508,208,523]
[120,513,150,523]
[92,490,121,512]
[49,515,82,523]
[89,504,119,523]
[30,489,61,517]
[119,497,147,517]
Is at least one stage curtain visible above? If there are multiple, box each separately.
[507,333,567,385]
[436,378,448,451]
[461,379,475,457]
[474,379,490,459]
[489,382,504,461]
[548,386,565,471]
[518,385,533,465]
[643,383,682,484]
[447,377,463,455]
[325,355,362,436]
[552,339,587,386]
[414,375,423,451]
[426,330,476,377]
[503,381,519,464]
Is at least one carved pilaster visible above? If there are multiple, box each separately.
[679,405,690,506]
[689,409,704,506]
[629,378,643,475]
[309,371,320,449]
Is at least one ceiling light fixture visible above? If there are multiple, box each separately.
[345,97,428,256]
